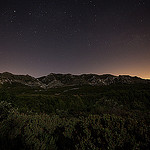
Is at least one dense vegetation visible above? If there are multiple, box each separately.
[0,83,150,149]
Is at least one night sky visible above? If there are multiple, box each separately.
[0,0,150,78]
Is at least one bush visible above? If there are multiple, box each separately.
[0,102,150,150]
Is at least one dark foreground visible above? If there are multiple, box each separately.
[0,83,150,149]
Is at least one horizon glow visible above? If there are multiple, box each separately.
[0,0,150,79]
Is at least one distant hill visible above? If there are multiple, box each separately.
[0,72,150,88]
[0,72,43,88]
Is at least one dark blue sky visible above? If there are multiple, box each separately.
[0,0,150,78]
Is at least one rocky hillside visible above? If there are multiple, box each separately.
[0,72,44,88]
[0,72,149,88]
[38,73,150,88]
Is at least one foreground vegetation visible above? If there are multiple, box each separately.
[0,83,150,149]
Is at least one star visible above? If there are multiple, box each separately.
[34,30,37,34]
[29,12,32,16]
[138,0,145,6]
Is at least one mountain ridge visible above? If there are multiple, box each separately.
[0,72,150,88]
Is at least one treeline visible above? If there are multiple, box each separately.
[0,101,150,150]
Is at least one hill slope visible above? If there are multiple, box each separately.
[0,72,150,88]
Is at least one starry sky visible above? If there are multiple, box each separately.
[0,0,150,78]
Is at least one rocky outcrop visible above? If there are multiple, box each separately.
[0,72,149,88]
[0,72,42,87]
[38,73,150,87]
